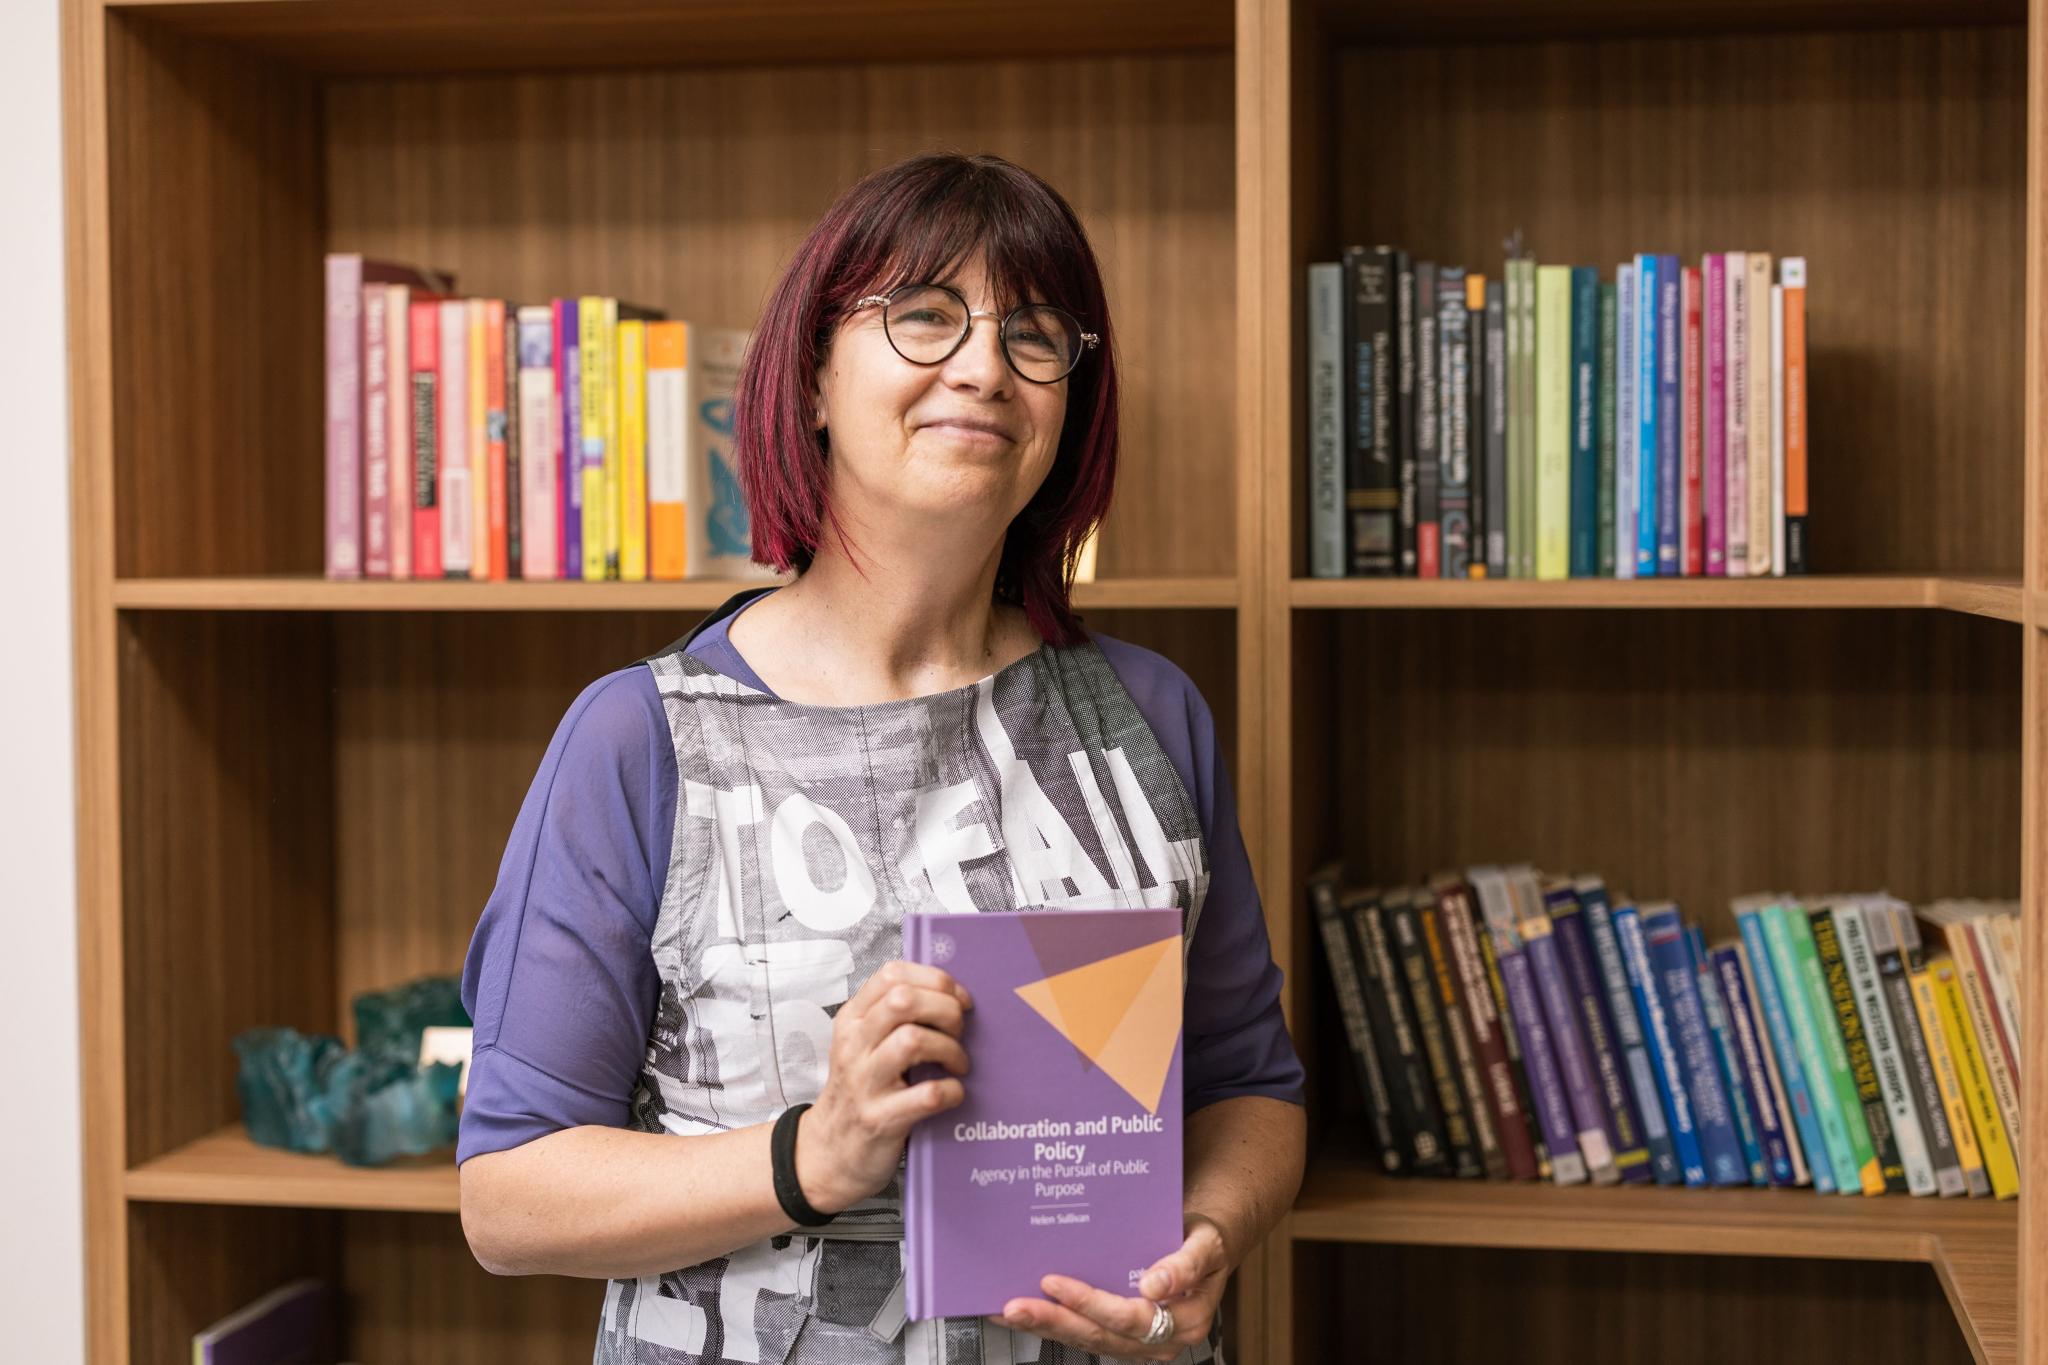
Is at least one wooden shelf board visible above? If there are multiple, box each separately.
[1294,1153,2017,1365]
[126,1123,458,1214]
[1290,573,2023,620]
[110,575,1239,612]
[1313,0,2022,43]
[110,0,1232,75]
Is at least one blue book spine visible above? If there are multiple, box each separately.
[1690,928,1767,1184]
[1582,890,1681,1184]
[1738,910,1834,1192]
[1634,254,1659,576]
[1655,253,1682,575]
[559,298,582,581]
[1569,266,1599,577]
[1614,906,1705,1185]
[1551,891,1651,1181]
[1499,945,1586,1184]
[1713,942,1798,1186]
[1524,905,1616,1178]
[1646,909,1747,1185]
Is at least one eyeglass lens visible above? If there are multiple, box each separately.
[883,285,1083,382]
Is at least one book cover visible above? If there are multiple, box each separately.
[1703,254,1727,575]
[1471,867,1584,1183]
[1484,278,1509,578]
[1568,265,1599,578]
[1745,252,1774,575]
[1306,261,1346,578]
[1310,868,1403,1170]
[1549,881,1650,1181]
[1865,900,1965,1196]
[1634,253,1659,577]
[684,325,774,580]
[1837,902,1936,1194]
[1725,252,1749,576]
[1681,265,1703,575]
[902,907,1183,1321]
[1518,872,1615,1180]
[1759,902,1860,1195]
[437,297,471,578]
[648,320,690,581]
[1734,902,1829,1190]
[1534,265,1572,580]
[1347,890,1451,1173]
[1812,905,1904,1193]
[1436,266,1473,579]
[1781,257,1809,572]
[1414,264,1440,579]
[515,306,559,581]
[1614,261,1637,581]
[192,1277,328,1364]
[1579,883,1679,1183]
[1613,903,1705,1185]
[1786,905,1883,1194]
[1388,889,1483,1176]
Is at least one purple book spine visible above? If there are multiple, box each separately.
[1656,253,1681,575]
[1703,254,1727,575]
[362,284,391,578]
[560,299,583,581]
[1525,894,1616,1179]
[1552,897,1653,1183]
[1499,942,1586,1185]
[325,254,365,579]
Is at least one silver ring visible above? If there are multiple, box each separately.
[1139,1299,1174,1346]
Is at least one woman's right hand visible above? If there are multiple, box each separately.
[794,959,974,1215]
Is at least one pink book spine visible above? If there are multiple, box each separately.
[1703,255,1726,575]
[1725,252,1750,577]
[1681,266,1702,577]
[362,284,391,577]
[325,254,365,579]
[387,285,413,580]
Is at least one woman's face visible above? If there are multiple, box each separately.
[813,253,1068,536]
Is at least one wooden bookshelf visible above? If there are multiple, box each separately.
[62,1,2043,1364]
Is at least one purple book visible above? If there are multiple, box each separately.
[904,907,1183,1322]
[1702,254,1727,575]
[325,254,452,580]
[559,297,583,580]
[1520,875,1617,1182]
[193,1277,327,1363]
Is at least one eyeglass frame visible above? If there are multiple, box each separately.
[846,282,1100,385]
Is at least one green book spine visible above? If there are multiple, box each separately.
[1811,908,1905,1193]
[1534,265,1572,579]
[1761,905,1863,1193]
[1596,282,1617,577]
[1504,261,1525,578]
[1785,905,1881,1192]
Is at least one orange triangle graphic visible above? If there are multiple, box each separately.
[1014,935,1181,1113]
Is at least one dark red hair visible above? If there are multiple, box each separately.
[732,152,1117,648]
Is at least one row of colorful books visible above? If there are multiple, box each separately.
[323,254,774,582]
[1311,865,2020,1198]
[1306,249,1810,581]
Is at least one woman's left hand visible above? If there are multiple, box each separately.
[986,1212,1231,1361]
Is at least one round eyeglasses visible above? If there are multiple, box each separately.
[850,282,1099,385]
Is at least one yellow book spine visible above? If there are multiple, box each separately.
[646,321,688,580]
[602,297,621,580]
[1533,265,1571,580]
[579,296,607,581]
[468,299,490,581]
[1931,960,2019,1198]
[618,319,648,582]
[1911,964,1990,1196]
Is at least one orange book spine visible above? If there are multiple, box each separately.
[1781,258,1807,573]
[647,321,688,580]
[484,298,509,581]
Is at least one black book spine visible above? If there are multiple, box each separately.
[1344,247,1398,575]
[1437,267,1472,579]
[1392,251,1418,576]
[1483,281,1508,579]
[1353,893,1451,1173]
[504,308,523,579]
[1389,889,1483,1176]
[1812,908,1907,1193]
[1310,869,1404,1170]
[1414,263,1440,578]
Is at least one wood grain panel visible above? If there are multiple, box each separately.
[325,54,1236,580]
[128,1203,338,1365]
[106,15,324,578]
[341,1214,598,1363]
[1296,1242,1977,1365]
[1320,26,2025,577]
[118,612,336,1165]
[1317,0,2021,43]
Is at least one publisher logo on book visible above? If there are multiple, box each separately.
[930,933,956,965]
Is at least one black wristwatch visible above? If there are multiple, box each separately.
[772,1102,837,1227]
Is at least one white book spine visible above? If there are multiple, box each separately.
[1838,904,1936,1195]
[1770,281,1786,577]
[387,284,412,580]
[1615,263,1637,580]
[516,305,558,580]
[1307,262,1346,577]
[439,298,472,575]
[1724,253,1748,577]
[1745,253,1773,575]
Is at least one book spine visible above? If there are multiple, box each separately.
[408,300,441,580]
[1703,254,1726,575]
[1517,260,1540,579]
[1950,922,2022,1156]
[1394,253,1419,576]
[1596,281,1617,577]
[1930,960,2019,1197]
[559,299,583,579]
[1414,265,1440,579]
[1634,254,1658,577]
[1737,910,1832,1191]
[1551,888,1650,1181]
[619,318,649,581]
[1681,266,1703,576]
[1868,908,1964,1196]
[1713,943,1797,1185]
[1475,875,1583,1183]
[1466,274,1487,579]
[1690,937,1765,1184]
[1794,907,1884,1193]
[1567,266,1598,578]
[1440,881,1538,1178]
[1761,904,1861,1194]
[469,299,491,580]
[1355,250,1399,575]
[1534,265,1572,580]
[1838,905,1936,1194]
[1355,898,1451,1173]
[1781,258,1809,572]
[437,299,471,577]
[1614,905,1706,1185]
[1502,262,1522,579]
[1419,891,1505,1177]
[1655,254,1681,575]
[516,307,558,581]
[1520,889,1615,1179]
[1437,266,1472,579]
[504,308,522,579]
[388,285,413,580]
[1307,262,1346,578]
[1581,890,1679,1183]
[578,297,605,580]
[1614,262,1637,581]
[1813,906,1904,1192]
[1913,964,1995,1196]
[1311,875,1403,1170]
[1969,917,2023,1095]
[1484,280,1509,578]
[325,255,365,579]
[1644,908,1747,1185]
[1745,252,1774,575]
[1770,281,1786,576]
[362,282,391,578]
[1388,894,1482,1175]
[647,321,688,582]
[484,299,509,582]
[1469,888,1548,1176]
[1725,252,1749,576]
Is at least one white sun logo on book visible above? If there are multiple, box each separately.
[930,934,956,965]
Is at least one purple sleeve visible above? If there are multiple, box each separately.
[1094,636,1307,1114]
[455,667,675,1164]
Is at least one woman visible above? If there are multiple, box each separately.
[457,151,1305,1365]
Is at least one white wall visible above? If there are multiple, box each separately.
[0,0,83,1360]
